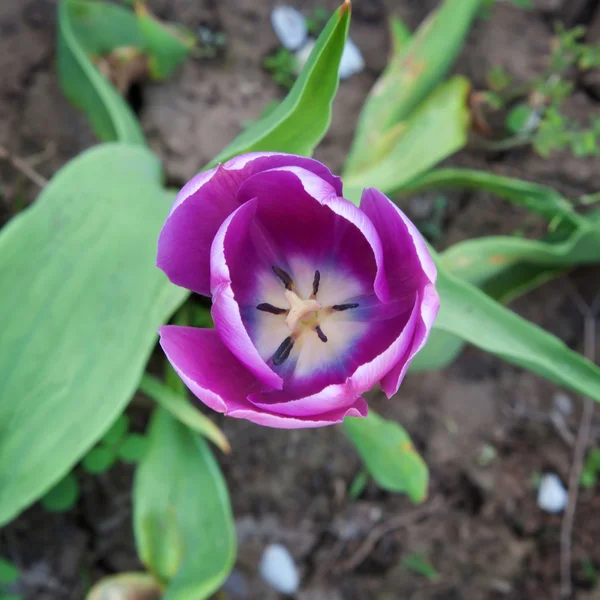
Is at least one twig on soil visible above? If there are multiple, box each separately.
[560,287,600,599]
[0,144,48,188]
[333,496,443,574]
[503,397,575,446]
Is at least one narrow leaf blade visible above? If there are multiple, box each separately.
[57,0,146,144]
[343,411,428,503]
[434,261,600,402]
[343,77,471,202]
[139,375,231,454]
[345,0,481,173]
[134,408,236,600]
[208,1,351,166]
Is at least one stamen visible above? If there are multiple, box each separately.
[312,270,321,296]
[315,325,328,343]
[331,303,360,311]
[272,266,294,290]
[256,303,287,315]
[273,336,294,366]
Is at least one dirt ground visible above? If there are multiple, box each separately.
[1,0,600,598]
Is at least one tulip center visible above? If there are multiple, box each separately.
[256,266,360,367]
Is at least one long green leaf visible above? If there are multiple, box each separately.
[57,0,146,144]
[433,261,600,401]
[343,77,471,203]
[441,226,600,288]
[399,167,584,229]
[0,144,186,526]
[206,1,351,167]
[344,0,481,173]
[134,408,236,600]
[343,411,428,503]
[412,210,599,371]
[139,374,231,454]
[135,3,195,80]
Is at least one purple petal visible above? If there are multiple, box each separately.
[380,284,440,396]
[157,153,343,296]
[210,201,284,390]
[236,167,389,302]
[159,325,367,428]
[360,188,440,396]
[360,187,437,292]
[232,396,368,429]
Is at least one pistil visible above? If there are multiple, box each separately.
[284,289,321,331]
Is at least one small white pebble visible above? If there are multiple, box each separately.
[259,543,300,595]
[537,473,568,514]
[271,6,308,51]
[339,38,365,80]
[553,392,573,416]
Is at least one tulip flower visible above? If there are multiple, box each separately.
[157,153,439,428]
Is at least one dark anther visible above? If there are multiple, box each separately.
[272,266,294,290]
[273,336,294,366]
[312,270,321,296]
[332,303,360,311]
[256,303,287,315]
[315,325,328,343]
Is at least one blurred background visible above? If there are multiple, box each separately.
[1,0,600,598]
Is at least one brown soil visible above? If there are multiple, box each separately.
[1,0,600,599]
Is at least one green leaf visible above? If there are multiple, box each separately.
[440,226,600,290]
[342,411,428,503]
[118,434,149,463]
[65,0,143,54]
[511,0,534,8]
[0,559,19,585]
[134,409,236,599]
[40,472,80,513]
[86,573,162,600]
[401,553,439,581]
[433,259,600,403]
[140,374,231,454]
[135,2,195,80]
[344,0,481,173]
[0,144,187,526]
[487,65,512,91]
[57,0,146,144]
[399,168,583,229]
[101,414,130,447]
[506,103,536,134]
[347,470,369,500]
[207,1,351,166]
[581,448,600,488]
[389,16,412,55]
[82,446,119,474]
[399,168,593,371]
[343,77,471,203]
[409,328,466,371]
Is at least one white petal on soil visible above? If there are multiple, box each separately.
[259,543,300,594]
[271,6,308,51]
[537,473,568,514]
[339,38,365,80]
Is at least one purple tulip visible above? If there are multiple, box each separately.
[157,153,439,428]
